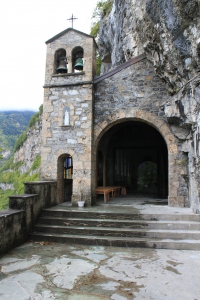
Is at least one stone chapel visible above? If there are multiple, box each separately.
[40,28,196,211]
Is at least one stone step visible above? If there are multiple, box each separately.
[37,216,200,230]
[31,232,200,251]
[42,209,200,222]
[33,224,200,240]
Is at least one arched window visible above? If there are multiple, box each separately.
[72,46,84,73]
[54,48,67,74]
[63,106,70,126]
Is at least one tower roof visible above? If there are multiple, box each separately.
[45,28,96,44]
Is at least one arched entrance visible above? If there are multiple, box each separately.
[97,121,168,199]
[57,154,73,203]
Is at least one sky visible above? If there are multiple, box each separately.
[0,0,99,111]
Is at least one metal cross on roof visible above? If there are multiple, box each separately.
[67,14,78,28]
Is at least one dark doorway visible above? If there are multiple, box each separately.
[97,121,168,197]
[57,154,73,203]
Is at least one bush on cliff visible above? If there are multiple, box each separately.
[14,105,43,152]
[0,155,41,210]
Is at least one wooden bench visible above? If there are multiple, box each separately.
[106,186,121,197]
[96,186,124,202]
[95,187,112,203]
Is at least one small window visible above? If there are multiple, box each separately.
[63,106,70,126]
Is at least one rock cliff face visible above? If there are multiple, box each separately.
[98,0,200,212]
[0,183,14,191]
[99,0,200,89]
[14,117,42,174]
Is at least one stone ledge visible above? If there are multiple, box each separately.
[61,125,72,129]
[0,181,58,256]
[24,181,57,185]
[94,53,146,84]
[0,209,22,217]
[43,81,93,88]
[52,72,85,77]
[9,194,38,198]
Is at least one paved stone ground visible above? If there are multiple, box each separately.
[56,194,195,216]
[0,242,200,300]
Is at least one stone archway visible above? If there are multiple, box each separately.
[93,109,182,207]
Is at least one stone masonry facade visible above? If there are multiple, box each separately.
[41,29,96,206]
[40,28,198,212]
[93,56,188,208]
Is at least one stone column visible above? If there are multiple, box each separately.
[68,56,72,73]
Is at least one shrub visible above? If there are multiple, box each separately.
[90,1,113,76]
[28,104,43,128]
[0,158,40,210]
[31,155,41,171]
[14,130,27,152]
[14,104,43,153]
[90,22,100,38]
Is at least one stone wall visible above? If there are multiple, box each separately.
[44,29,96,84]
[0,181,57,255]
[94,57,189,208]
[97,0,200,213]
[98,0,200,90]
[24,181,57,209]
[39,17,199,211]
[41,29,96,206]
[0,208,25,255]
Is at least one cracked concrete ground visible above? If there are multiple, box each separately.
[0,243,200,300]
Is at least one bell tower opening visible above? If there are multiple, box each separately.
[72,46,84,73]
[97,121,168,199]
[54,48,67,74]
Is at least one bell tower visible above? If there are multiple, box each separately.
[40,28,97,206]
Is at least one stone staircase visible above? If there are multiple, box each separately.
[31,208,200,250]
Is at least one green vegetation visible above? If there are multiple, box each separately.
[0,110,35,155]
[96,55,102,76]
[28,104,43,128]
[0,189,15,210]
[14,131,28,152]
[0,106,43,210]
[0,157,24,173]
[0,155,41,210]
[90,21,100,39]
[90,0,113,37]
[0,106,43,157]
[31,155,41,171]
[14,105,43,152]
[90,0,113,76]
[91,0,113,21]
[0,147,3,160]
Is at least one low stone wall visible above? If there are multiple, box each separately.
[24,181,57,209]
[0,181,57,256]
[0,208,25,255]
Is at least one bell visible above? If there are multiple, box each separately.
[74,58,83,70]
[56,57,67,74]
